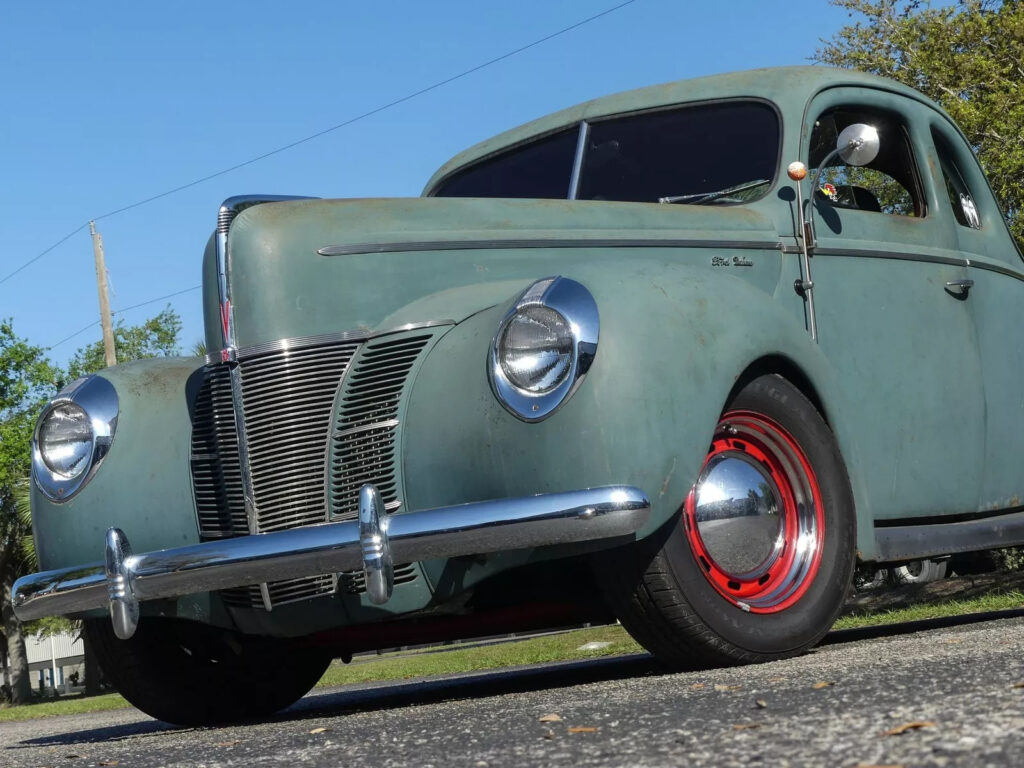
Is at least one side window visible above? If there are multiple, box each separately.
[931,128,982,230]
[808,108,924,217]
[434,127,579,199]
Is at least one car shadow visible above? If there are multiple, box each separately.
[14,654,663,748]
[16,608,1024,748]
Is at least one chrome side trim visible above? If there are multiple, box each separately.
[32,376,119,503]
[968,259,1024,283]
[204,321,455,365]
[13,485,651,639]
[814,247,968,268]
[317,239,785,258]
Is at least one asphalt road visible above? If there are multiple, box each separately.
[5,614,1024,768]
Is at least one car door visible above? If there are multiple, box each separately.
[928,120,1024,511]
[801,87,984,520]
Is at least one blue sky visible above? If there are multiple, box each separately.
[1,0,853,365]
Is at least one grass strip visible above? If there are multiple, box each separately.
[0,692,128,722]
[317,624,640,687]
[833,589,1024,629]
[5,590,1024,721]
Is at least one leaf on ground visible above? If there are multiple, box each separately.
[309,727,329,735]
[1012,682,1024,689]
[812,681,835,689]
[884,721,936,736]
[568,726,598,733]
[755,699,768,709]
[98,762,119,766]
[733,723,762,730]
[714,684,741,691]
[690,683,705,690]
[538,713,563,722]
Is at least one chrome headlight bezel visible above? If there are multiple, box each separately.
[489,276,599,422]
[32,375,119,503]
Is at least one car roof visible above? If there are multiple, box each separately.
[423,66,941,195]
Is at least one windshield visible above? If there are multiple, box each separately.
[433,100,780,205]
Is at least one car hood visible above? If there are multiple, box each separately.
[206,196,781,351]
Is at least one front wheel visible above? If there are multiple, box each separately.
[85,618,331,725]
[601,374,856,667]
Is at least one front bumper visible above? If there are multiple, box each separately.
[14,484,649,640]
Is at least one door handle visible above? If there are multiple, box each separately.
[945,279,974,298]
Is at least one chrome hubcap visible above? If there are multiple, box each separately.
[693,452,784,577]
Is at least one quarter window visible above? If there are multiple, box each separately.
[932,128,982,229]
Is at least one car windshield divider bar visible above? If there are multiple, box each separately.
[568,121,590,200]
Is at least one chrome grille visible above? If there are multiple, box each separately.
[190,331,431,608]
[240,342,360,533]
[329,334,432,520]
[190,365,245,537]
[338,563,418,594]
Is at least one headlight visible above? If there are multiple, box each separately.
[489,276,598,422]
[38,403,93,478]
[498,306,574,393]
[32,376,118,502]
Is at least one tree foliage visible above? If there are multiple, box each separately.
[815,0,1024,246]
[66,306,182,380]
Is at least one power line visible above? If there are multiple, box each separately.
[3,1,636,288]
[0,223,88,286]
[46,284,202,351]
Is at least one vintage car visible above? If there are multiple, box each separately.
[15,66,1024,725]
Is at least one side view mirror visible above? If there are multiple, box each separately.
[784,122,881,344]
[836,123,880,167]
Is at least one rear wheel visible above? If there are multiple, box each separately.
[85,618,331,725]
[602,374,856,667]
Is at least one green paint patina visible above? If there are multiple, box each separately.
[28,66,1024,637]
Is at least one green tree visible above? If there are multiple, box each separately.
[67,306,182,379]
[815,0,1024,247]
[0,322,59,704]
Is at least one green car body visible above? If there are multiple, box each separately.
[16,66,1024,724]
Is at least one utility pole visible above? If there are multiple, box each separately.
[89,221,117,367]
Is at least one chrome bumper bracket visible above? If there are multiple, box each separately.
[14,484,650,639]
[359,484,394,605]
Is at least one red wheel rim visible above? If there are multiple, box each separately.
[683,410,825,613]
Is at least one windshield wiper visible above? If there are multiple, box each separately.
[658,179,771,205]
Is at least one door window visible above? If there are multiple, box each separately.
[808,108,924,218]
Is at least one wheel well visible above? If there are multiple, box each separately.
[727,355,829,425]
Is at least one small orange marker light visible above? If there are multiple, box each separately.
[787,161,807,181]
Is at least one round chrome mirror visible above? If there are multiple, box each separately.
[836,123,880,167]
